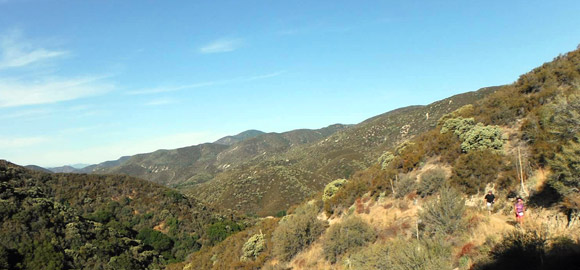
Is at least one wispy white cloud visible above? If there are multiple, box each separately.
[0,76,114,108]
[127,71,285,96]
[0,136,49,149]
[127,81,218,95]
[144,97,178,106]
[0,29,68,69]
[244,71,286,81]
[199,38,243,54]
[0,108,50,120]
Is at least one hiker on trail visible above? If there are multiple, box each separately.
[514,197,525,225]
[484,190,495,212]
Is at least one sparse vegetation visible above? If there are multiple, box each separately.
[417,168,447,197]
[272,202,327,261]
[419,186,466,235]
[322,216,376,263]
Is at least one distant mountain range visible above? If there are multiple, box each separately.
[38,86,494,215]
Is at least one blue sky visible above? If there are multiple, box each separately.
[1,0,579,167]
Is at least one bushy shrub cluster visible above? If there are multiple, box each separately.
[322,216,376,263]
[322,179,347,202]
[272,202,327,261]
[240,232,265,262]
[450,149,504,194]
[419,186,466,235]
[394,174,416,198]
[417,168,447,197]
[441,117,504,153]
[348,237,452,270]
[324,178,370,215]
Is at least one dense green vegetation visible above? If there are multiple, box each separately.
[0,160,246,269]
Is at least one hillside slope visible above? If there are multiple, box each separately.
[180,47,580,270]
[188,87,497,215]
[0,160,246,269]
[92,125,348,189]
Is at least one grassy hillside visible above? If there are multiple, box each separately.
[0,160,247,269]
[186,87,496,216]
[180,47,580,270]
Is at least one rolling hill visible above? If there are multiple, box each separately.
[0,160,246,269]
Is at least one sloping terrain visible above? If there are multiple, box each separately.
[188,87,497,215]
[214,130,265,146]
[0,160,246,269]
[91,125,348,190]
[180,47,580,270]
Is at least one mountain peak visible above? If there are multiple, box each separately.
[214,129,266,145]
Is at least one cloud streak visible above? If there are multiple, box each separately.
[0,30,68,69]
[0,76,114,108]
[127,81,218,95]
[0,136,49,149]
[126,70,285,96]
[144,97,178,106]
[199,38,243,54]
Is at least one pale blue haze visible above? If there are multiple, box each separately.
[1,0,579,166]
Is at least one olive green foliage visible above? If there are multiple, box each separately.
[206,220,244,246]
[441,117,503,152]
[394,174,416,198]
[0,161,245,269]
[450,149,504,194]
[419,186,466,235]
[378,151,395,169]
[441,117,475,136]
[347,242,391,270]
[322,216,376,263]
[324,177,370,215]
[272,202,327,261]
[240,232,265,262]
[137,228,174,258]
[322,179,347,202]
[388,237,452,270]
[349,238,452,270]
[184,218,278,270]
[536,94,580,197]
[460,123,504,152]
[417,168,447,197]
[0,162,161,269]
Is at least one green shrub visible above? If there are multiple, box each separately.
[395,174,416,198]
[347,242,390,270]
[324,179,369,215]
[440,117,475,136]
[272,203,327,261]
[137,228,174,254]
[419,186,466,235]
[205,220,243,245]
[460,123,504,152]
[322,216,376,263]
[322,179,348,202]
[240,232,266,262]
[450,149,503,194]
[388,237,452,270]
[378,151,395,169]
[417,168,447,197]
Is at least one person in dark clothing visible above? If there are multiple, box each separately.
[484,190,495,213]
